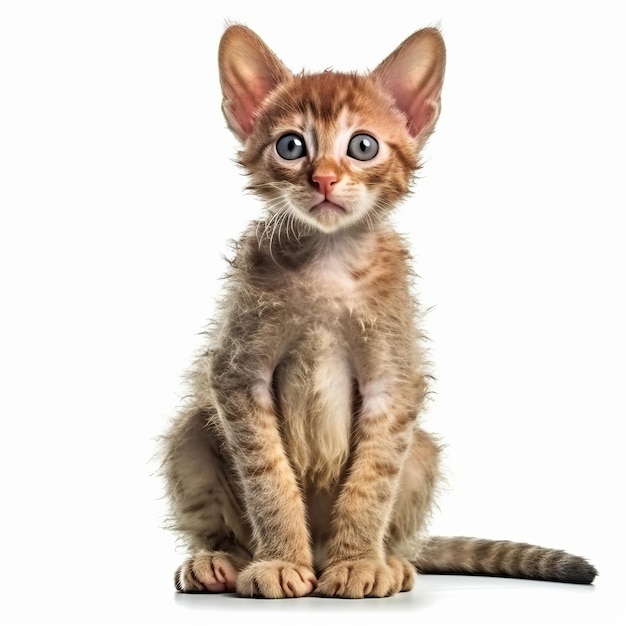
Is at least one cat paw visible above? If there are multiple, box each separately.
[317,558,404,598]
[387,556,416,592]
[236,560,317,598]
[174,550,245,593]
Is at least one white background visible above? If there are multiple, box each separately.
[1,1,624,624]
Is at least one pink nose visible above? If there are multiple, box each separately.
[312,174,337,197]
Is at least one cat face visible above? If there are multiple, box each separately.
[219,26,445,235]
[239,73,418,234]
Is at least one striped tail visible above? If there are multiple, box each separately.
[416,536,597,584]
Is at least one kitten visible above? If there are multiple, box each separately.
[161,24,597,598]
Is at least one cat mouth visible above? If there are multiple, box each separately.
[310,201,346,215]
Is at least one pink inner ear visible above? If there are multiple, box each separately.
[219,26,292,139]
[372,28,445,139]
[391,73,442,138]
[224,76,278,136]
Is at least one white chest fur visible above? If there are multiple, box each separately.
[309,324,353,464]
[301,232,375,305]
[275,322,353,490]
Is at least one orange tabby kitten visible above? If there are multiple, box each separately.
[161,24,596,598]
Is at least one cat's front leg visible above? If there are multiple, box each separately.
[317,379,421,598]
[211,350,316,598]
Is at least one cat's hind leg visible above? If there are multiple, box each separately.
[162,408,252,593]
[174,540,250,593]
[385,427,441,592]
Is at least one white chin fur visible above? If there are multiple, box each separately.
[293,203,370,234]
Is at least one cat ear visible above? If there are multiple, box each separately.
[372,28,446,141]
[218,25,292,139]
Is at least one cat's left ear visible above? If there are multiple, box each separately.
[218,25,292,140]
[372,28,446,142]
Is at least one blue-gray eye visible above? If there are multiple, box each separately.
[276,134,306,160]
[347,134,379,161]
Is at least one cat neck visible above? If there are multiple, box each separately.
[250,217,387,271]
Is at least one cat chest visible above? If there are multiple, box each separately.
[294,250,368,311]
[301,256,362,305]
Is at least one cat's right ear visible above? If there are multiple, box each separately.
[218,25,292,140]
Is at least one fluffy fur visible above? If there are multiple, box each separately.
[160,24,596,598]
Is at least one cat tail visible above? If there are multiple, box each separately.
[415,536,597,584]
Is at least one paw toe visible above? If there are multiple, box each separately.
[237,560,316,598]
[318,558,403,598]
[175,550,243,593]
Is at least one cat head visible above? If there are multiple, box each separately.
[218,25,445,235]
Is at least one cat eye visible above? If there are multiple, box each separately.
[347,134,379,161]
[276,133,307,160]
